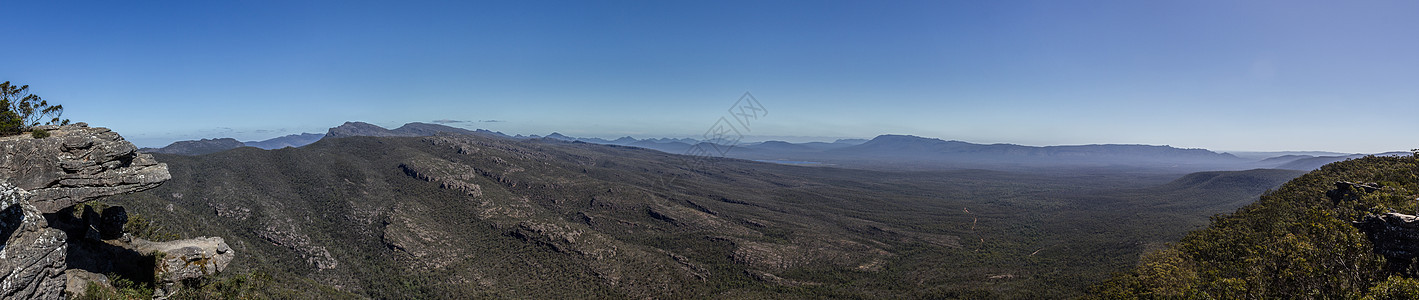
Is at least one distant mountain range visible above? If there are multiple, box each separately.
[140,138,247,156]
[1270,152,1411,170]
[140,121,1407,172]
[243,133,325,150]
[325,121,491,138]
[110,128,1304,298]
[141,122,492,154]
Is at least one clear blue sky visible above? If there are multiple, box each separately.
[2,1,1416,152]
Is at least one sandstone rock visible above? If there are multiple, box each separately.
[132,236,234,282]
[131,236,234,298]
[63,269,111,298]
[0,183,68,300]
[0,124,231,299]
[0,123,171,213]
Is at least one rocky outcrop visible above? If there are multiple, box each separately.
[64,269,110,298]
[131,237,234,298]
[1355,212,1419,274]
[1327,181,1383,203]
[0,183,68,299]
[400,162,483,197]
[257,222,338,270]
[0,123,232,299]
[1356,213,1419,257]
[0,123,171,213]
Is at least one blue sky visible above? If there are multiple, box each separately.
[2,1,1416,152]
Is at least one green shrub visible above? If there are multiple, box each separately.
[1,81,68,135]
[70,273,153,300]
[125,213,180,241]
[1365,276,1419,300]
[30,129,48,138]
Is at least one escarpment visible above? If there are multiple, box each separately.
[0,123,232,299]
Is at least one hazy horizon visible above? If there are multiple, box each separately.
[5,1,1417,153]
[123,119,1379,157]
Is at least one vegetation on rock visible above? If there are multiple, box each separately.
[1090,155,1419,298]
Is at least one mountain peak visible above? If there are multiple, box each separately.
[545,132,573,140]
[326,122,401,138]
[327,122,478,139]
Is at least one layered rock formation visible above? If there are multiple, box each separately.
[0,123,171,213]
[1356,212,1419,275]
[0,183,68,299]
[0,123,232,299]
[133,237,234,298]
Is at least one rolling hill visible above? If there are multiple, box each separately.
[100,130,1300,298]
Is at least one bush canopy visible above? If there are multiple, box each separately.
[1,81,68,135]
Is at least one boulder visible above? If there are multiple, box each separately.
[130,236,234,298]
[64,269,111,297]
[133,236,234,282]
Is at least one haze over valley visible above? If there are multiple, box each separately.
[4,1,1419,299]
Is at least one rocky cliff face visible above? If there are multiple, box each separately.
[0,123,232,299]
[0,183,68,299]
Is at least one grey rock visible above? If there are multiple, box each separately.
[1327,181,1383,203]
[64,269,111,298]
[1355,213,1419,258]
[0,123,171,213]
[130,236,234,298]
[1355,212,1419,275]
[135,236,234,282]
[0,183,68,300]
[1,124,222,299]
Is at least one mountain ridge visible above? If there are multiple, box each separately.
[103,130,1303,298]
[140,121,1402,173]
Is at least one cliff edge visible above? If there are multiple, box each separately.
[0,123,232,299]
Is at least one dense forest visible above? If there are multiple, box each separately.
[93,133,1302,299]
[1091,155,1419,298]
